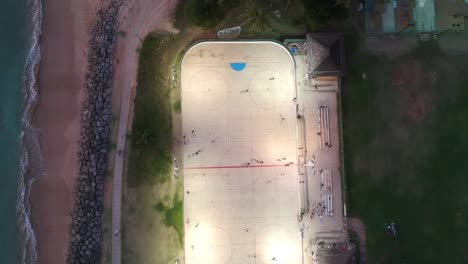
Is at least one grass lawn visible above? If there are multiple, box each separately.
[342,35,468,263]
[128,33,182,187]
[122,33,187,264]
[158,182,184,244]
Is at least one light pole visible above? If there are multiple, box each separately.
[433,23,461,39]
[391,22,415,39]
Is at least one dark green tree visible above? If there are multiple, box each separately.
[301,0,348,29]
[241,0,271,34]
[186,0,238,29]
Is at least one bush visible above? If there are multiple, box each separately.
[153,202,166,212]
[302,0,348,29]
[186,0,239,29]
[173,99,181,113]
[163,199,183,244]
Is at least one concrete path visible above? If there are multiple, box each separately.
[109,70,130,264]
[347,217,368,264]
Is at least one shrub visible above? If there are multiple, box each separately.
[186,0,239,29]
[302,0,348,29]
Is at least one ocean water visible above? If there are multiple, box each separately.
[0,0,42,263]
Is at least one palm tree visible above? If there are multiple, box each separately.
[241,0,270,34]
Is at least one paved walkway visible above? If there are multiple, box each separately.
[347,217,368,264]
[110,43,132,264]
[110,23,141,264]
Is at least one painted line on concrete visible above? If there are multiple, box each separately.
[185,164,297,170]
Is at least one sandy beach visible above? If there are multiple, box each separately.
[31,0,99,263]
[31,0,178,262]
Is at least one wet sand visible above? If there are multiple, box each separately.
[31,0,99,263]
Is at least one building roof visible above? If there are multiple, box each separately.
[307,33,345,77]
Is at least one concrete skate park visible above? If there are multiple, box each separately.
[181,37,354,264]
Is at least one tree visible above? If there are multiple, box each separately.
[241,0,270,34]
[187,0,239,29]
[301,0,348,29]
[187,0,220,28]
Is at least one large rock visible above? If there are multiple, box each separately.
[66,1,122,263]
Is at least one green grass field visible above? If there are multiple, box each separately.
[123,33,186,264]
[342,35,468,263]
[128,33,175,187]
[153,182,184,245]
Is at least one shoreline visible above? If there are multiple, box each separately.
[30,0,100,263]
[29,0,178,262]
[17,0,42,262]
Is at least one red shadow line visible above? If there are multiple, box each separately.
[185,164,296,170]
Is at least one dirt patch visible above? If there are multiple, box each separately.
[123,183,182,264]
[391,60,429,122]
[344,33,468,263]
[348,217,368,264]
[367,139,389,182]
[438,33,468,53]
[431,56,457,102]
[364,35,418,59]
[352,153,368,176]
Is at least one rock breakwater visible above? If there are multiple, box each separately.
[66,1,122,263]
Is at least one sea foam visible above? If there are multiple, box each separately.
[16,0,43,262]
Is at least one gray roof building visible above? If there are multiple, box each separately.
[306,33,345,78]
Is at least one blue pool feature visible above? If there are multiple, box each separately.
[230,62,246,71]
